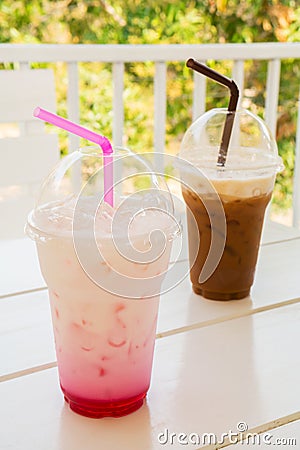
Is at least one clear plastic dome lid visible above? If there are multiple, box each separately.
[26,146,177,241]
[179,108,283,175]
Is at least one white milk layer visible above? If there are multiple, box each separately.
[180,172,276,199]
[179,147,281,199]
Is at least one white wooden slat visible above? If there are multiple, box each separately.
[24,121,45,134]
[262,219,300,243]
[112,62,124,147]
[19,120,45,138]
[0,43,300,63]
[0,220,293,297]
[2,233,300,377]
[158,303,300,445]
[265,59,281,137]
[0,193,39,240]
[232,60,244,109]
[19,61,30,70]
[0,134,59,185]
[67,62,80,153]
[0,290,54,378]
[0,238,45,297]
[230,60,245,149]
[0,69,56,123]
[192,60,206,121]
[0,133,59,239]
[1,303,300,449]
[228,420,300,448]
[159,236,300,335]
[18,63,32,136]
[293,88,300,228]
[154,61,167,173]
[66,63,82,194]
[0,221,298,297]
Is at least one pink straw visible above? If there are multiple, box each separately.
[34,107,114,206]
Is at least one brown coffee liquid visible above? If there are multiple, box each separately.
[182,188,272,300]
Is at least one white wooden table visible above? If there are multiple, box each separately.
[1,220,300,450]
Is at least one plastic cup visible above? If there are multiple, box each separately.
[26,146,178,418]
[179,109,284,301]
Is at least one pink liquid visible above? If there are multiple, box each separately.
[62,387,147,418]
[50,289,159,417]
[33,199,174,418]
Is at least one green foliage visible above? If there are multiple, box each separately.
[0,0,299,212]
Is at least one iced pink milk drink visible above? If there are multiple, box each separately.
[26,147,178,418]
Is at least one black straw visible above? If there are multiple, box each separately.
[186,58,239,167]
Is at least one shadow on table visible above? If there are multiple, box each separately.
[58,399,152,450]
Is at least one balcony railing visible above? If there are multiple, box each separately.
[1,42,300,226]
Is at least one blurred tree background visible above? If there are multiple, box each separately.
[0,0,300,218]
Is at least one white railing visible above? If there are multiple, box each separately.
[1,43,300,225]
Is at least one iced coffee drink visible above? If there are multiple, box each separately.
[182,179,272,300]
[180,109,283,300]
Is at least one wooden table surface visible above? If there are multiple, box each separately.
[1,220,300,450]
